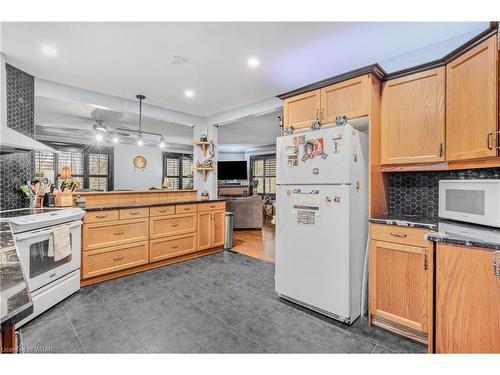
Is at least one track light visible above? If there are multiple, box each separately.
[159,137,166,148]
[137,134,144,146]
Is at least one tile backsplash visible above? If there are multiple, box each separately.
[389,168,500,218]
[0,64,35,211]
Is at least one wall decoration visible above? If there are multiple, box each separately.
[292,135,305,146]
[133,155,147,170]
[302,138,327,161]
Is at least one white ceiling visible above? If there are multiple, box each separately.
[35,97,193,148]
[218,110,282,150]
[2,22,488,117]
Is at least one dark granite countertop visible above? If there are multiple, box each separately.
[83,198,226,212]
[369,214,437,230]
[426,220,500,250]
[0,221,33,331]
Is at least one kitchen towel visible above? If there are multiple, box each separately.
[48,226,72,261]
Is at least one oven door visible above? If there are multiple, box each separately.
[439,181,500,227]
[14,220,82,292]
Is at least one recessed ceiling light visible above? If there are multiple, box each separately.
[41,45,57,56]
[184,90,195,98]
[247,57,260,68]
[95,133,103,142]
[170,56,186,65]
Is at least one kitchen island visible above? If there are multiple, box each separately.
[76,190,226,286]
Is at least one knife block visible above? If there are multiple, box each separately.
[55,191,73,207]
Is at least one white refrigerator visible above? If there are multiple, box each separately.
[275,124,368,324]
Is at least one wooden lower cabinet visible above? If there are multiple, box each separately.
[81,201,226,285]
[369,225,433,350]
[150,213,197,239]
[150,233,197,262]
[197,211,212,250]
[436,243,500,353]
[83,218,149,251]
[197,209,225,250]
[82,241,149,279]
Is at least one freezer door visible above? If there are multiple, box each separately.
[276,126,351,185]
[275,184,351,319]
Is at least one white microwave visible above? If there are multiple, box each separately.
[439,180,500,227]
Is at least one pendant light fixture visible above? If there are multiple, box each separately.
[108,94,168,148]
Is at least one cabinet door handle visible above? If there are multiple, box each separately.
[113,256,124,262]
[423,249,429,271]
[113,231,124,236]
[439,142,444,157]
[494,131,500,150]
[315,109,319,120]
[487,133,493,150]
[390,232,407,238]
[321,108,325,121]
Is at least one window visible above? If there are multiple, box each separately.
[250,154,276,197]
[58,150,84,188]
[38,143,113,191]
[163,153,194,190]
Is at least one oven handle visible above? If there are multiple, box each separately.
[14,220,82,240]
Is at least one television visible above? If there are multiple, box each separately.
[218,161,248,180]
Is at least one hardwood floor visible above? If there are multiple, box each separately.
[232,222,275,263]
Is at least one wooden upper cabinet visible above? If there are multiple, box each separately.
[446,35,498,161]
[436,243,500,353]
[283,89,320,130]
[320,75,369,123]
[381,67,446,165]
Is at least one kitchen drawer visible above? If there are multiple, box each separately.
[198,201,225,212]
[150,233,197,262]
[150,213,197,239]
[150,205,175,217]
[84,210,119,224]
[82,241,148,279]
[370,223,429,248]
[119,207,149,220]
[175,203,198,214]
[83,218,149,251]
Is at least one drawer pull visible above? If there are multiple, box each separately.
[96,215,107,219]
[171,224,179,227]
[390,232,407,238]
[159,209,170,213]
[210,205,216,208]
[183,207,191,211]
[129,212,140,216]
[170,245,179,249]
[113,231,124,236]
[113,256,124,262]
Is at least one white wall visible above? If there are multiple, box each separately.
[218,152,245,161]
[113,144,168,190]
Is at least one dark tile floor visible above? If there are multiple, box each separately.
[19,251,427,353]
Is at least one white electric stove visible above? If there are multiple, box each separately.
[0,207,85,327]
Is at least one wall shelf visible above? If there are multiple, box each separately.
[193,141,211,157]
